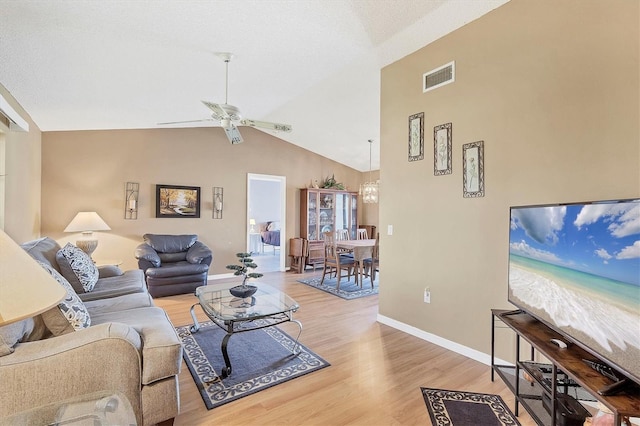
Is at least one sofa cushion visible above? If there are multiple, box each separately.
[56,243,99,293]
[144,261,209,278]
[143,234,196,253]
[90,307,182,385]
[20,237,63,273]
[158,252,187,264]
[38,261,91,336]
[78,269,146,302]
[0,315,49,357]
[135,244,161,267]
[84,292,154,316]
[1,319,34,357]
[98,265,124,278]
[186,241,212,264]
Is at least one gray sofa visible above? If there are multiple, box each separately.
[0,237,182,425]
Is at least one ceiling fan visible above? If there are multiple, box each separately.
[159,52,292,144]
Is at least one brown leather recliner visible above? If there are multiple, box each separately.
[135,234,212,297]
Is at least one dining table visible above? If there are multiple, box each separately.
[335,239,377,287]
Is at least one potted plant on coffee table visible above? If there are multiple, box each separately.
[226,252,263,298]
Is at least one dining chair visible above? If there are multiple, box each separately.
[360,225,376,240]
[335,229,350,240]
[364,233,380,282]
[334,228,353,256]
[323,231,350,259]
[321,231,355,289]
[353,245,373,288]
[356,228,368,240]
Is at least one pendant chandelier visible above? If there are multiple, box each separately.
[360,139,379,204]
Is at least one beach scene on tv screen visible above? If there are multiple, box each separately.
[508,200,640,379]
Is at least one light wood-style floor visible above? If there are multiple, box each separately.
[154,271,536,426]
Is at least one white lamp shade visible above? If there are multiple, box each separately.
[64,212,111,232]
[249,219,256,225]
[0,230,66,326]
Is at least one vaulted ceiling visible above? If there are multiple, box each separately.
[0,0,508,171]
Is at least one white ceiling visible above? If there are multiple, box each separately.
[0,0,508,171]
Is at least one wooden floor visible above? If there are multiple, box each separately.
[154,271,536,426]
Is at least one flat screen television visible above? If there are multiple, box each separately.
[508,198,640,384]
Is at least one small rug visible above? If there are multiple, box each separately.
[176,320,330,410]
[421,388,521,426]
[297,275,378,300]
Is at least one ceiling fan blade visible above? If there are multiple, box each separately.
[201,100,228,120]
[158,119,215,125]
[222,121,244,145]
[240,119,292,132]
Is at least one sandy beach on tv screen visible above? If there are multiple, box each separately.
[509,265,640,379]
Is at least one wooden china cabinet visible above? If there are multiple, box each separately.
[300,188,358,269]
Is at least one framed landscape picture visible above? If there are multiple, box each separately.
[156,184,201,218]
[408,112,424,162]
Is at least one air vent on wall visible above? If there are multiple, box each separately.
[423,61,455,93]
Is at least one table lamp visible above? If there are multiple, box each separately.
[250,218,256,233]
[63,212,111,258]
[0,230,66,326]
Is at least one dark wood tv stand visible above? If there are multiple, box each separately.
[491,309,640,425]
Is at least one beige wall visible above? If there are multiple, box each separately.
[41,127,368,272]
[0,84,42,243]
[379,0,639,359]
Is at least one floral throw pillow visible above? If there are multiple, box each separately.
[37,261,91,335]
[56,243,99,293]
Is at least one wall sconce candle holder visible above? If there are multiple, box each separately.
[213,187,224,219]
[125,182,139,219]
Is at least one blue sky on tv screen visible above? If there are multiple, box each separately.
[509,200,640,286]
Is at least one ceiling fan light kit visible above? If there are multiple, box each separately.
[222,122,244,145]
[159,52,292,145]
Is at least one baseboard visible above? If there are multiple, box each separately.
[376,314,512,367]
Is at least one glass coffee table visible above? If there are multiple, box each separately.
[189,282,302,378]
[1,391,135,425]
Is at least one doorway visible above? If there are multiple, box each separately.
[0,132,5,230]
[246,173,286,272]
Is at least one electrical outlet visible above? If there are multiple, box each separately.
[424,287,431,303]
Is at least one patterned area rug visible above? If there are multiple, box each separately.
[176,320,330,409]
[297,275,378,300]
[421,388,521,426]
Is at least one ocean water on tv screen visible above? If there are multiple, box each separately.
[508,199,640,381]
